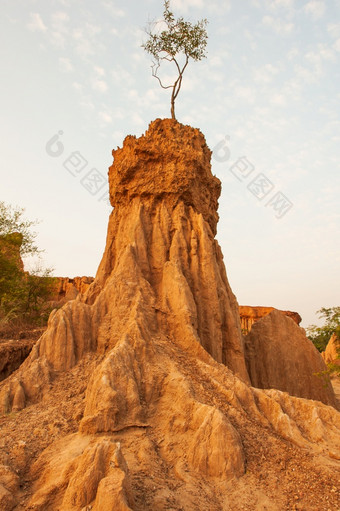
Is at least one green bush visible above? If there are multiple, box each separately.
[306,307,340,353]
[0,201,56,332]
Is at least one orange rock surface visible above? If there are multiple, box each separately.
[51,276,95,303]
[244,309,336,405]
[239,305,301,334]
[322,333,340,366]
[0,119,339,511]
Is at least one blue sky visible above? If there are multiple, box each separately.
[1,0,339,327]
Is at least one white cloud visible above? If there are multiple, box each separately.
[94,66,105,77]
[253,64,280,84]
[253,0,296,16]
[206,1,231,14]
[270,93,287,106]
[287,47,299,60]
[327,23,340,39]
[27,13,47,32]
[102,1,126,18]
[59,57,73,72]
[262,15,294,34]
[79,99,95,111]
[294,64,318,82]
[209,55,224,67]
[50,32,65,47]
[131,113,145,126]
[111,66,135,87]
[304,44,336,76]
[50,11,70,48]
[170,0,230,14]
[181,75,197,92]
[304,1,325,20]
[334,38,340,52]
[51,11,69,23]
[72,82,82,91]
[235,86,256,104]
[92,79,108,92]
[99,112,112,123]
[271,0,295,8]
[73,24,102,57]
[171,0,204,12]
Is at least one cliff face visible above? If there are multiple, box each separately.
[239,305,301,334]
[0,119,340,511]
[244,310,336,406]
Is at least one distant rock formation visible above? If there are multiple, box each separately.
[51,276,94,303]
[0,119,339,510]
[322,333,340,366]
[244,309,336,406]
[239,305,301,334]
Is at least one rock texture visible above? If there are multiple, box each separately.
[0,339,35,383]
[51,276,94,303]
[322,333,340,366]
[239,305,301,334]
[0,119,339,510]
[244,309,336,405]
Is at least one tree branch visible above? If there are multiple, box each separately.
[151,61,174,90]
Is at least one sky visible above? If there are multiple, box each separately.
[1,0,339,327]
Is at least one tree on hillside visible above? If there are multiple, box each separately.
[307,307,340,380]
[0,201,40,256]
[0,201,55,329]
[307,307,340,353]
[142,0,208,120]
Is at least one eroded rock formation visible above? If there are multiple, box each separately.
[0,119,339,511]
[51,276,95,303]
[239,305,301,334]
[322,333,340,366]
[244,309,336,405]
[0,339,35,383]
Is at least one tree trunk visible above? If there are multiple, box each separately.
[171,87,176,120]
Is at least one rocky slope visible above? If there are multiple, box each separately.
[0,119,339,511]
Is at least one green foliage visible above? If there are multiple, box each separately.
[143,1,208,62]
[0,201,39,256]
[142,0,208,119]
[0,247,23,312]
[306,307,340,352]
[308,307,340,379]
[0,202,56,330]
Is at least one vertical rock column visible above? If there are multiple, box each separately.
[92,118,249,381]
